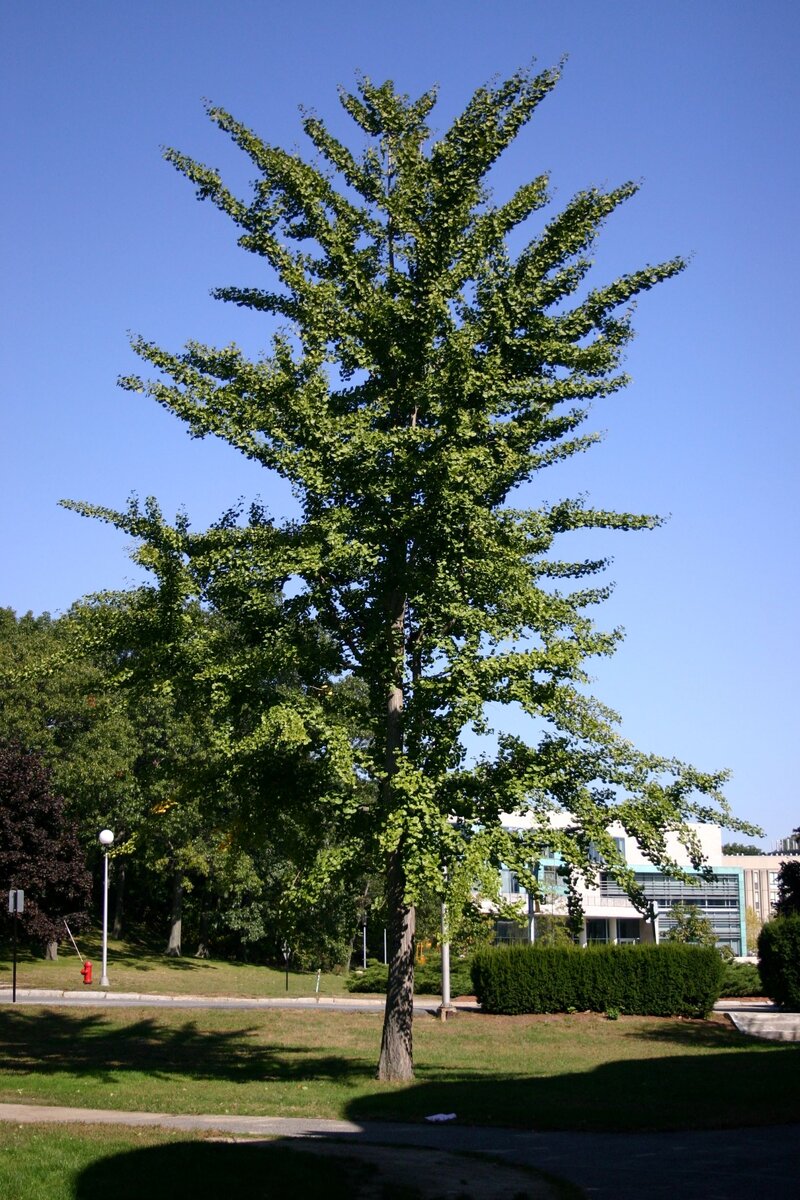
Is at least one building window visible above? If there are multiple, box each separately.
[500,868,520,894]
[586,918,609,944]
[540,866,560,891]
[617,918,640,944]
[495,920,528,945]
[613,837,626,859]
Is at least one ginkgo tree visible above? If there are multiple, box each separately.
[66,64,757,1081]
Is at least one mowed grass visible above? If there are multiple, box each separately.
[1,1005,798,1132]
[0,1123,455,1200]
[0,936,353,998]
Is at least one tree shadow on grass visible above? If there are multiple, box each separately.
[347,1044,800,1133]
[619,1017,751,1050]
[0,1009,366,1086]
[74,1140,370,1200]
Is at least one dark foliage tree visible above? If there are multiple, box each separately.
[775,861,800,918]
[0,741,92,957]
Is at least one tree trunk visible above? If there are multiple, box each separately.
[112,859,126,940]
[165,872,183,957]
[376,568,414,1082]
[194,910,210,958]
[378,848,415,1081]
[44,940,58,960]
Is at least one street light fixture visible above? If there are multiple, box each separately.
[98,829,114,987]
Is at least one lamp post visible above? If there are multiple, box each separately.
[98,829,114,987]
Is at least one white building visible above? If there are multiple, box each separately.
[498,815,746,955]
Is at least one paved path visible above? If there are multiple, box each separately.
[1,1101,798,1199]
[0,987,473,1014]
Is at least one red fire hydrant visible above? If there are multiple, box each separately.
[80,960,93,985]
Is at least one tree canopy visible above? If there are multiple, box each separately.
[65,64,757,1080]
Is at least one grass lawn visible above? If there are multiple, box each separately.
[1,1004,798,1133]
[0,935,353,998]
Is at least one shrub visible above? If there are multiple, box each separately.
[471,943,723,1017]
[345,957,473,996]
[758,916,800,1009]
[719,960,763,998]
[346,962,389,993]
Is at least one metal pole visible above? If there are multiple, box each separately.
[439,899,454,1021]
[383,927,387,965]
[100,852,110,987]
[441,901,451,1006]
[362,920,367,969]
[12,898,18,1004]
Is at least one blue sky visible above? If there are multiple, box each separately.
[2,2,798,845]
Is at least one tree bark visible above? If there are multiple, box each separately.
[112,859,126,940]
[378,848,415,1081]
[377,579,415,1081]
[44,940,58,960]
[165,872,183,957]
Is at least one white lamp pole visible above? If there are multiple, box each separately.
[98,830,115,987]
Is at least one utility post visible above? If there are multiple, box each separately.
[8,889,24,1003]
[438,889,456,1022]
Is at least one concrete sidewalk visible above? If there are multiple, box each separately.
[0,986,478,1013]
[711,998,800,1042]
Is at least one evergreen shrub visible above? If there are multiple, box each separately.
[471,943,723,1017]
[719,960,763,998]
[346,957,473,996]
[758,916,800,1008]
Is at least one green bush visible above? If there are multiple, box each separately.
[719,960,763,998]
[345,957,473,996]
[345,961,389,993]
[471,943,723,1017]
[758,916,800,1009]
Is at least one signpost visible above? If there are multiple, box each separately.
[282,941,291,992]
[8,889,24,1004]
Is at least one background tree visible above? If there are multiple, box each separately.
[66,65,758,1080]
[722,842,763,855]
[745,905,763,955]
[0,607,138,843]
[663,903,717,947]
[775,861,800,918]
[70,501,372,963]
[0,741,92,957]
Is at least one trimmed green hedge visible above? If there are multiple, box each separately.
[758,916,800,1009]
[471,943,723,1017]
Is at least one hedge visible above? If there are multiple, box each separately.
[758,916,800,1009]
[471,943,723,1017]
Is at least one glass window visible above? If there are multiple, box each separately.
[613,837,626,859]
[586,918,609,944]
[500,868,520,894]
[541,866,559,890]
[617,918,640,943]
